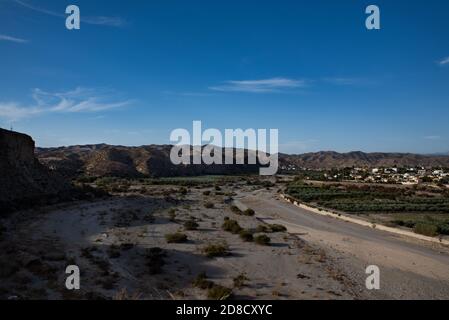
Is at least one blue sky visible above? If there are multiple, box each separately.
[1,0,449,153]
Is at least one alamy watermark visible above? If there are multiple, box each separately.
[65,265,80,290]
[365,265,380,290]
[64,4,380,31]
[169,121,279,176]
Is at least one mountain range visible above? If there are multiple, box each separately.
[35,144,449,179]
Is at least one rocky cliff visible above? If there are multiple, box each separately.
[0,129,70,213]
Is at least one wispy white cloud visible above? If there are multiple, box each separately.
[82,16,125,27]
[14,0,125,27]
[209,76,370,94]
[162,90,215,97]
[0,34,28,43]
[209,78,307,93]
[438,56,449,66]
[424,135,441,140]
[0,87,132,121]
[323,77,359,85]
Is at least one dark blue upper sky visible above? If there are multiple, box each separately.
[1,0,449,153]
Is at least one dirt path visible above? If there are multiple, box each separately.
[236,190,449,299]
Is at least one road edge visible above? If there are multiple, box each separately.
[279,194,449,246]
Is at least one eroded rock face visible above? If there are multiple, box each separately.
[0,129,70,213]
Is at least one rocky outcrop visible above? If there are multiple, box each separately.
[0,129,71,213]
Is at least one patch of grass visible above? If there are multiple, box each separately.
[202,243,229,258]
[168,208,177,222]
[230,205,242,214]
[243,208,255,216]
[391,219,416,228]
[192,272,214,289]
[271,290,282,297]
[165,232,188,243]
[193,272,233,300]
[414,223,439,237]
[239,229,254,242]
[233,273,248,288]
[183,219,199,230]
[255,224,286,233]
[207,285,233,300]
[204,202,214,209]
[438,224,449,235]
[255,225,269,233]
[222,219,242,234]
[254,234,271,246]
[268,224,287,232]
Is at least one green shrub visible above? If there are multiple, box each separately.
[255,225,269,233]
[268,224,287,232]
[243,208,255,216]
[254,234,271,246]
[414,223,438,237]
[204,202,214,209]
[233,273,248,288]
[392,220,416,228]
[165,232,188,243]
[239,230,254,242]
[192,272,214,289]
[222,219,242,234]
[207,285,232,300]
[168,208,177,222]
[184,220,199,230]
[438,224,449,235]
[230,205,242,214]
[391,219,405,226]
[202,243,229,258]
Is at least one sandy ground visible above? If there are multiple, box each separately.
[237,189,449,299]
[0,183,358,300]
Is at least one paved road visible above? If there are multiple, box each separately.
[236,190,449,299]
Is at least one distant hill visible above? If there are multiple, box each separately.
[36,144,263,178]
[35,144,449,179]
[280,151,449,169]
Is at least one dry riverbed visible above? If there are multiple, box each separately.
[0,182,358,300]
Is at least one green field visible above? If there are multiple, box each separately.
[286,180,449,236]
